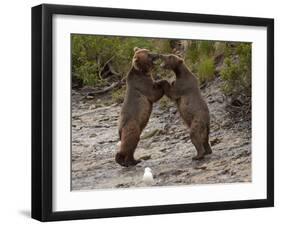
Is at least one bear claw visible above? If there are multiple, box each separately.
[115,153,141,167]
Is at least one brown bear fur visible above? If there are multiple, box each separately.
[159,54,212,160]
[115,47,164,167]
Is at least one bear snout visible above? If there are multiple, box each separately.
[150,53,160,61]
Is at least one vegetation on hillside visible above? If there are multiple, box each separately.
[71,34,251,107]
[71,35,170,86]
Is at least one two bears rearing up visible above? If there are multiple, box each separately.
[115,47,212,167]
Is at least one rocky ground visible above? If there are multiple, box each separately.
[71,77,251,190]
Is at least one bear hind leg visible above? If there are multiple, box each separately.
[203,125,212,155]
[203,141,212,155]
[115,123,141,167]
[190,125,205,160]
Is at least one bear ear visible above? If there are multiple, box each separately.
[134,47,140,52]
[178,58,184,64]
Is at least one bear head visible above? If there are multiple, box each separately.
[132,47,159,73]
[159,54,184,70]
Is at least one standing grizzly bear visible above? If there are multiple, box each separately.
[115,47,164,167]
[159,54,212,160]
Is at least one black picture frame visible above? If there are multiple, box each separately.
[31,3,274,222]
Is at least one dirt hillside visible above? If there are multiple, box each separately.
[71,77,251,190]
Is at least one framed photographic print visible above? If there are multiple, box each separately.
[31,4,274,221]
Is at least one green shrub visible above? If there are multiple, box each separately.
[71,35,170,86]
[214,42,227,56]
[198,40,215,57]
[111,86,126,104]
[197,57,215,83]
[220,43,251,96]
[186,41,199,64]
[72,35,252,101]
[185,40,216,83]
[185,40,251,94]
[75,61,99,86]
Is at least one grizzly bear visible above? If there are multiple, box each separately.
[115,47,164,167]
[159,54,212,160]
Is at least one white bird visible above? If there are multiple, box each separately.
[142,167,154,185]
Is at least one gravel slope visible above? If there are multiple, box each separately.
[71,77,251,190]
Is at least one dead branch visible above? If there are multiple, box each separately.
[72,105,114,118]
[87,77,126,96]
[108,63,121,76]
[99,56,115,77]
[87,82,120,96]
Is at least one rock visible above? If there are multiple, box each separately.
[89,105,96,110]
[158,148,167,153]
[99,117,110,122]
[210,137,221,146]
[89,133,97,138]
[220,168,230,174]
[139,155,151,161]
[231,98,243,107]
[216,96,224,103]
[73,139,80,143]
[115,183,130,188]
[171,169,187,176]
[141,129,161,139]
[169,108,177,114]
[194,166,207,170]
[208,97,215,104]
[230,171,236,176]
